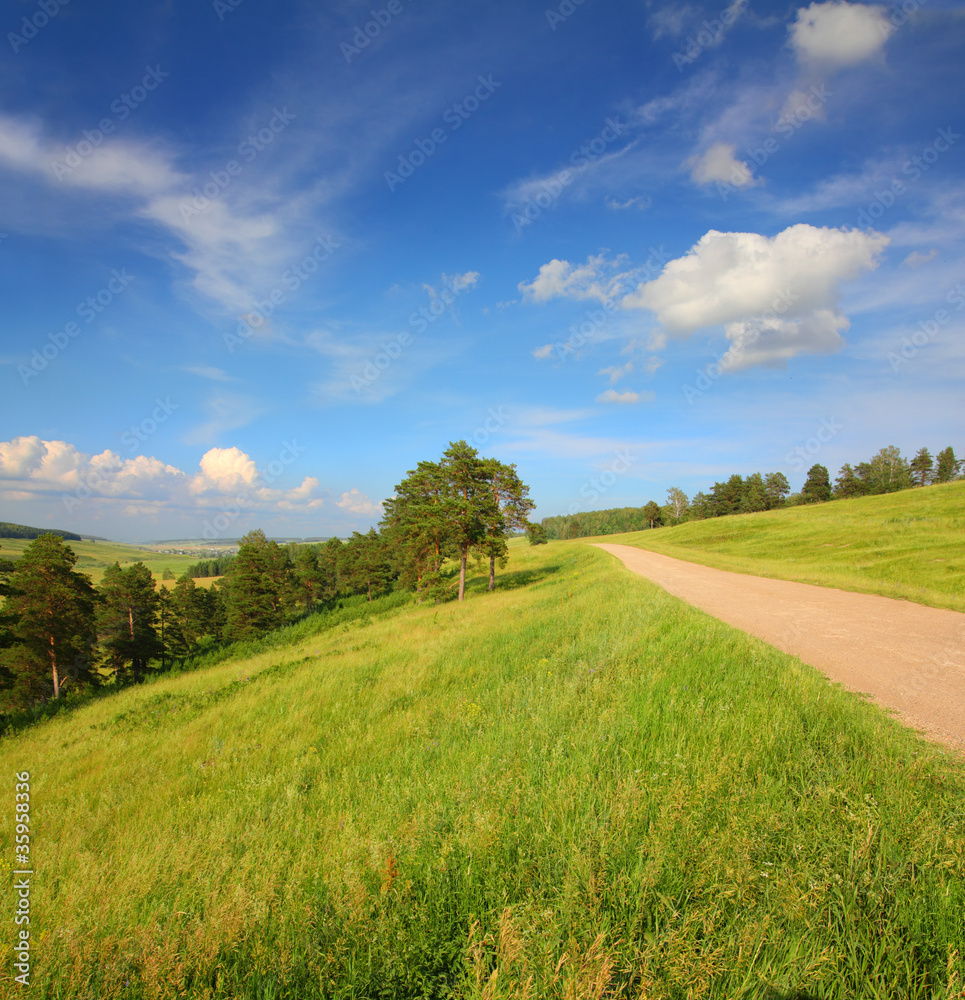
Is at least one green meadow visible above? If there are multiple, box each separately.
[0,538,222,586]
[1,540,963,999]
[602,481,965,613]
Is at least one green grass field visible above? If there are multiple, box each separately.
[598,481,965,613]
[0,538,225,586]
[2,541,962,999]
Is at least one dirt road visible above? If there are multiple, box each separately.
[593,543,965,751]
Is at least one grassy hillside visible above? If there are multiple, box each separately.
[599,480,965,612]
[2,541,962,999]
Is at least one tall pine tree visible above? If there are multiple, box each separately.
[2,534,97,699]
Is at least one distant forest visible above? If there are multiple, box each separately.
[542,443,962,540]
[0,522,82,541]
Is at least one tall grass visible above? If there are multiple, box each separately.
[0,542,962,999]
[602,481,965,612]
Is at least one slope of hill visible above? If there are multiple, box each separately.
[600,480,965,613]
[0,521,82,541]
[2,541,962,998]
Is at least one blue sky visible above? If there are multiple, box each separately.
[1,0,962,541]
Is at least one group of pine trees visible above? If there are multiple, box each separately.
[542,444,961,540]
[0,441,534,709]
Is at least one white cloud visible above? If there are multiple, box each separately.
[532,344,555,360]
[597,361,633,384]
[518,253,629,304]
[902,249,938,268]
[596,388,651,404]
[687,142,757,188]
[622,223,889,367]
[789,1,893,68]
[182,393,267,446]
[605,195,652,210]
[648,4,696,39]
[336,488,382,516]
[0,437,327,519]
[184,365,237,382]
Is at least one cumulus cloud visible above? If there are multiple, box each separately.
[0,437,331,520]
[518,253,630,304]
[687,142,757,188]
[596,388,652,404]
[336,488,382,516]
[789,1,893,68]
[532,344,555,360]
[622,223,889,368]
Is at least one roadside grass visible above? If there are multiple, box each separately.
[1,542,963,999]
[597,480,965,612]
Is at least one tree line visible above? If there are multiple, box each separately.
[0,441,534,709]
[542,443,961,539]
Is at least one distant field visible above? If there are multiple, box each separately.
[2,541,962,998]
[0,537,223,585]
[598,480,965,613]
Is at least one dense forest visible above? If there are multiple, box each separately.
[0,441,533,713]
[542,443,961,539]
[0,522,82,541]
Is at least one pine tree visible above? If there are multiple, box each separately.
[800,464,832,504]
[910,447,934,487]
[382,460,452,602]
[342,530,393,601]
[763,472,790,509]
[293,546,323,613]
[643,501,663,528]
[525,522,548,545]
[1,534,97,699]
[222,530,290,641]
[439,441,500,601]
[740,473,767,513]
[935,446,960,483]
[478,458,534,591]
[97,562,163,685]
[833,463,868,499]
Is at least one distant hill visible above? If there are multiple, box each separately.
[0,521,84,541]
